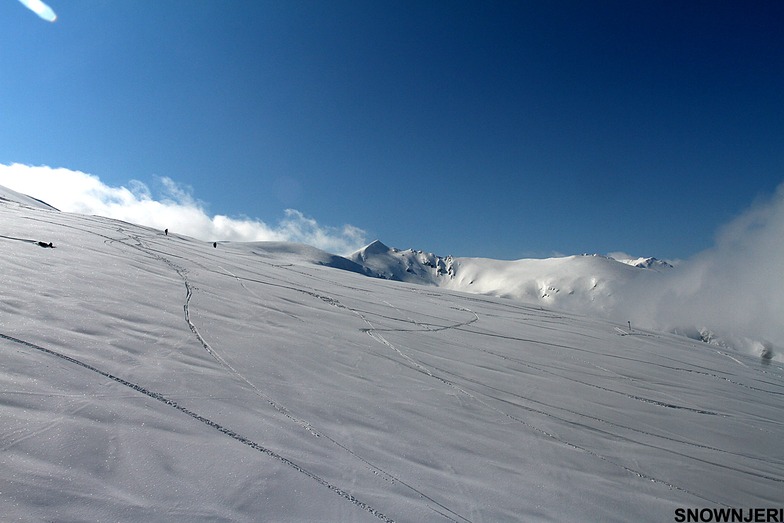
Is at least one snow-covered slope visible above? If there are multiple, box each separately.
[1,193,783,522]
[0,183,59,211]
[348,243,775,357]
[349,242,665,319]
[244,240,371,275]
[442,254,647,313]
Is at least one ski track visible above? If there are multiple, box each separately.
[424,359,784,484]
[118,231,470,523]
[356,304,722,416]
[2,218,403,521]
[353,305,737,507]
[349,298,784,479]
[456,325,784,396]
[0,331,395,523]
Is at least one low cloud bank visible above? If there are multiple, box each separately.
[617,182,784,355]
[0,163,367,255]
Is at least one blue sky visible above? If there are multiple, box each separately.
[1,1,782,259]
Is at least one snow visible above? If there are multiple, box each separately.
[0,184,59,211]
[347,245,662,325]
[348,240,449,284]
[1,190,783,522]
[611,255,674,270]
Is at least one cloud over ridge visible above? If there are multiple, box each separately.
[0,163,367,254]
[611,182,784,350]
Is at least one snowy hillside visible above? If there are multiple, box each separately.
[349,242,668,322]
[348,242,777,358]
[1,192,783,522]
[0,184,58,211]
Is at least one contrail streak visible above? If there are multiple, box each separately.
[17,0,57,22]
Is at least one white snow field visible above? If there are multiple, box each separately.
[1,195,782,522]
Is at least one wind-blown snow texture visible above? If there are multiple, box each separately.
[1,192,782,522]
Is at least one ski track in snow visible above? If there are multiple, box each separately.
[234,262,474,523]
[352,320,732,506]
[361,299,784,480]
[0,332,396,522]
[110,229,471,523]
[337,292,779,506]
[2,217,401,521]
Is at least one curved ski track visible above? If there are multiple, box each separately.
[2,220,399,522]
[112,230,471,523]
[0,331,394,521]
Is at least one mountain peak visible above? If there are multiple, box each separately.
[352,239,392,260]
[620,256,674,270]
[348,240,450,284]
[365,239,391,252]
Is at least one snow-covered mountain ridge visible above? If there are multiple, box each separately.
[351,238,784,363]
[347,241,775,357]
[1,188,782,521]
[349,240,455,284]
[348,240,674,324]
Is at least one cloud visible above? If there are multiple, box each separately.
[615,182,784,353]
[17,0,56,22]
[0,163,368,254]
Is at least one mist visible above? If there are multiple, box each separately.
[617,182,784,355]
[0,164,367,255]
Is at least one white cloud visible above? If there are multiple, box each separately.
[614,182,784,349]
[0,163,368,254]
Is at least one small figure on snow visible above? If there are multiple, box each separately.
[761,342,774,364]
[164,228,168,236]
[213,242,217,248]
[37,241,54,248]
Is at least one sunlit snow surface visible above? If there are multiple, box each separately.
[1,198,782,522]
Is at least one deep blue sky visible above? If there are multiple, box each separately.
[2,1,782,259]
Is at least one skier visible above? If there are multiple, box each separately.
[164,228,168,236]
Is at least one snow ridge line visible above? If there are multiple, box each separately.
[0,332,395,523]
